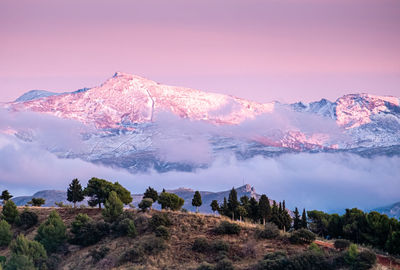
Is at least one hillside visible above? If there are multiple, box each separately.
[373,202,400,219]
[0,207,395,270]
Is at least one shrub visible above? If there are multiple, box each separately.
[35,211,66,253]
[154,225,170,240]
[355,249,376,270]
[138,198,153,212]
[344,243,358,265]
[212,240,229,252]
[0,256,6,265]
[4,254,35,270]
[192,237,210,253]
[196,262,214,270]
[289,229,316,244]
[9,234,47,268]
[16,210,38,229]
[0,220,12,247]
[257,250,329,270]
[149,212,172,229]
[2,200,18,224]
[215,258,234,270]
[102,191,123,223]
[214,221,241,235]
[70,218,110,247]
[257,223,279,239]
[119,246,144,264]
[142,236,166,254]
[114,218,137,237]
[90,246,110,263]
[134,214,149,233]
[334,239,351,250]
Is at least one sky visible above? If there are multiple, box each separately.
[1,0,400,103]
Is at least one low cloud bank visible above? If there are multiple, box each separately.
[1,132,399,212]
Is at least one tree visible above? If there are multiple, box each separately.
[307,210,330,238]
[157,192,184,211]
[227,188,239,220]
[237,205,247,222]
[138,198,153,212]
[9,234,47,269]
[2,200,19,224]
[301,208,307,228]
[218,197,229,217]
[192,191,202,213]
[35,210,66,253]
[248,197,259,223]
[102,191,123,222]
[258,195,271,225]
[210,200,219,214]
[27,198,45,207]
[280,208,292,232]
[143,187,158,202]
[84,178,132,209]
[386,231,400,255]
[4,255,35,270]
[0,220,12,247]
[0,190,12,204]
[67,178,84,208]
[293,207,301,230]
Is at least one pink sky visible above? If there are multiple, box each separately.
[0,0,399,103]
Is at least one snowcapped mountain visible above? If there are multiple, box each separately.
[3,72,400,172]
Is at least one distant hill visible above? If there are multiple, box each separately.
[11,184,272,213]
[373,202,400,219]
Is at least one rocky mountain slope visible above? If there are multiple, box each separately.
[2,72,400,172]
[373,202,400,219]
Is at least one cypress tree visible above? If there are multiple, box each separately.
[248,197,259,223]
[270,201,281,228]
[192,191,202,212]
[258,195,271,225]
[218,197,229,217]
[227,188,239,220]
[67,178,84,208]
[301,208,307,229]
[293,207,301,230]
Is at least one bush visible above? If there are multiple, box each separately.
[214,221,241,235]
[257,250,329,270]
[16,210,38,229]
[90,246,110,263]
[149,212,172,229]
[119,246,144,264]
[212,240,230,252]
[154,225,170,240]
[192,237,210,253]
[196,262,214,270]
[0,220,12,247]
[9,234,47,268]
[4,254,35,270]
[35,211,67,253]
[0,256,6,265]
[308,243,322,254]
[215,258,234,270]
[257,223,280,239]
[70,218,110,247]
[138,198,153,212]
[114,218,137,238]
[334,239,351,250]
[289,229,316,244]
[2,200,18,224]
[27,198,45,207]
[142,236,166,254]
[355,250,376,270]
[344,243,358,265]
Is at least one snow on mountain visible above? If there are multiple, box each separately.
[3,72,400,172]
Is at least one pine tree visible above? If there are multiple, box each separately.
[210,200,219,214]
[218,197,229,217]
[67,178,84,208]
[237,205,247,222]
[301,208,307,229]
[102,191,123,222]
[2,200,19,224]
[35,211,66,253]
[293,207,301,230]
[258,195,271,225]
[0,190,12,204]
[192,191,202,213]
[0,220,12,247]
[143,187,158,202]
[227,188,239,220]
